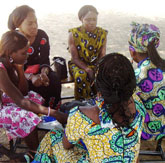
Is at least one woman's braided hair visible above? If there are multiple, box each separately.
[95,53,136,128]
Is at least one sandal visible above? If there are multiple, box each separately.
[24,150,36,163]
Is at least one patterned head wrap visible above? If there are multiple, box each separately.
[128,22,160,53]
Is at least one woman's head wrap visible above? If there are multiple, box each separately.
[128,22,160,53]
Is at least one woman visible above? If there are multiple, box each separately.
[0,31,67,161]
[128,22,165,141]
[8,5,61,109]
[33,53,145,163]
[68,5,108,100]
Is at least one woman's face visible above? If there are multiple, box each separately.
[10,43,29,65]
[19,12,38,38]
[81,11,97,32]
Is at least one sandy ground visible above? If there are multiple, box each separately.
[0,8,165,162]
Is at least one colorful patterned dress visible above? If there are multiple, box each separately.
[134,58,165,141]
[33,95,145,163]
[68,26,108,100]
[0,62,44,140]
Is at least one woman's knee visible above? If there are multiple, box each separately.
[74,70,88,83]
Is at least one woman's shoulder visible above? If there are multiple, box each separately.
[79,105,100,124]
[96,27,108,33]
[68,105,100,124]
[135,58,164,80]
[37,29,48,35]
[36,29,49,39]
[133,93,146,117]
[68,26,81,33]
[32,29,49,46]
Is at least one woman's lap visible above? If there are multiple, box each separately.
[28,71,61,108]
[0,91,43,140]
[33,129,88,163]
[69,64,94,100]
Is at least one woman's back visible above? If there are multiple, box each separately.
[65,94,145,162]
[135,58,165,141]
[33,53,144,163]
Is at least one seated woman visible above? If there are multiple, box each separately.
[8,5,61,109]
[0,31,67,161]
[33,53,146,163]
[128,22,165,141]
[68,5,108,100]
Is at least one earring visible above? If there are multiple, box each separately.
[131,58,134,64]
[9,57,13,63]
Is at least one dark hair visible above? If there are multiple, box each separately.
[78,5,98,21]
[0,31,28,57]
[96,53,136,128]
[8,5,35,30]
[147,42,165,71]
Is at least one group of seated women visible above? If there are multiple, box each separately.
[0,4,164,163]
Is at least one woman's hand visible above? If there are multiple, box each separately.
[41,67,49,75]
[40,73,49,87]
[31,74,43,87]
[31,73,49,87]
[50,110,68,125]
[85,67,95,83]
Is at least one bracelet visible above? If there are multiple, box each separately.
[47,107,50,116]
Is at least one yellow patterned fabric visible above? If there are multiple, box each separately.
[33,129,88,162]
[33,95,145,163]
[69,26,107,65]
[68,26,108,100]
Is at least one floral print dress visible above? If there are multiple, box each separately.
[0,62,44,140]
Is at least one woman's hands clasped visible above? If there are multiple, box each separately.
[31,73,49,87]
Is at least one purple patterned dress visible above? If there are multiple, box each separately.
[135,58,165,141]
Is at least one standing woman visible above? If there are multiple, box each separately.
[8,5,61,109]
[128,22,165,141]
[0,31,67,161]
[68,5,108,100]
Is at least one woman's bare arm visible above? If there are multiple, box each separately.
[62,105,100,150]
[62,134,74,149]
[99,36,107,59]
[0,68,68,124]
[68,32,89,71]
[68,32,94,80]
[13,64,28,95]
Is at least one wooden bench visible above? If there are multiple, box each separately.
[61,73,75,100]
[139,137,165,162]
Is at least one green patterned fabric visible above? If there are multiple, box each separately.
[33,95,145,163]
